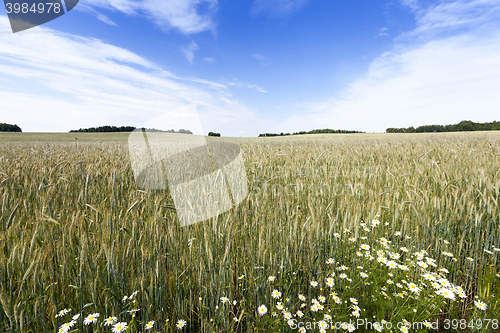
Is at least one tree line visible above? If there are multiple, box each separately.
[258,128,363,137]
[0,123,22,132]
[386,120,500,133]
[69,126,193,134]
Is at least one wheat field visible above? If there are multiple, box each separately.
[0,132,499,332]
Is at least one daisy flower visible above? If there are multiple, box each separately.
[268,276,276,282]
[296,310,304,317]
[83,313,99,325]
[238,275,245,279]
[390,252,401,260]
[104,317,117,326]
[422,273,435,281]
[360,272,368,278]
[474,300,487,310]
[271,290,282,299]
[333,233,340,238]
[318,321,329,329]
[257,305,268,316]
[298,294,306,301]
[360,244,370,250]
[72,314,80,320]
[56,309,71,318]
[437,288,455,300]
[145,320,154,330]
[326,277,335,287]
[220,297,230,303]
[112,322,128,333]
[326,258,335,264]
[408,283,421,293]
[59,321,76,332]
[176,319,187,329]
[387,260,398,269]
[310,280,318,287]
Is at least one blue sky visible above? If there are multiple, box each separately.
[1,0,500,136]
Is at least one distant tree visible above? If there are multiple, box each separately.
[70,126,136,133]
[258,128,363,137]
[386,120,500,133]
[177,129,193,134]
[0,123,22,132]
[208,132,221,137]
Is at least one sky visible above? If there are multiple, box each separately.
[0,0,499,136]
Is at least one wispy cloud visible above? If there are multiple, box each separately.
[224,79,267,93]
[251,53,271,66]
[0,16,256,134]
[76,4,118,26]
[377,27,390,37]
[203,57,216,63]
[251,0,310,17]
[182,41,199,64]
[401,0,500,38]
[81,0,218,34]
[271,0,500,133]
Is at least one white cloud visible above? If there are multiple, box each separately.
[399,0,500,39]
[377,27,390,37]
[81,0,217,34]
[251,0,310,16]
[203,57,216,63]
[76,3,118,26]
[251,53,271,66]
[182,41,199,64]
[272,0,500,133]
[225,79,267,93]
[0,16,256,135]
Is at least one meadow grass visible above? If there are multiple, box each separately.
[0,132,499,332]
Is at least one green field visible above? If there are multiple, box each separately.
[0,132,499,332]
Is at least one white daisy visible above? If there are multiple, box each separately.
[145,320,154,330]
[271,290,281,299]
[112,322,128,333]
[83,313,99,325]
[104,317,117,326]
[176,319,187,329]
[474,300,487,310]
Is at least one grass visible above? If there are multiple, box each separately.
[0,132,499,332]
